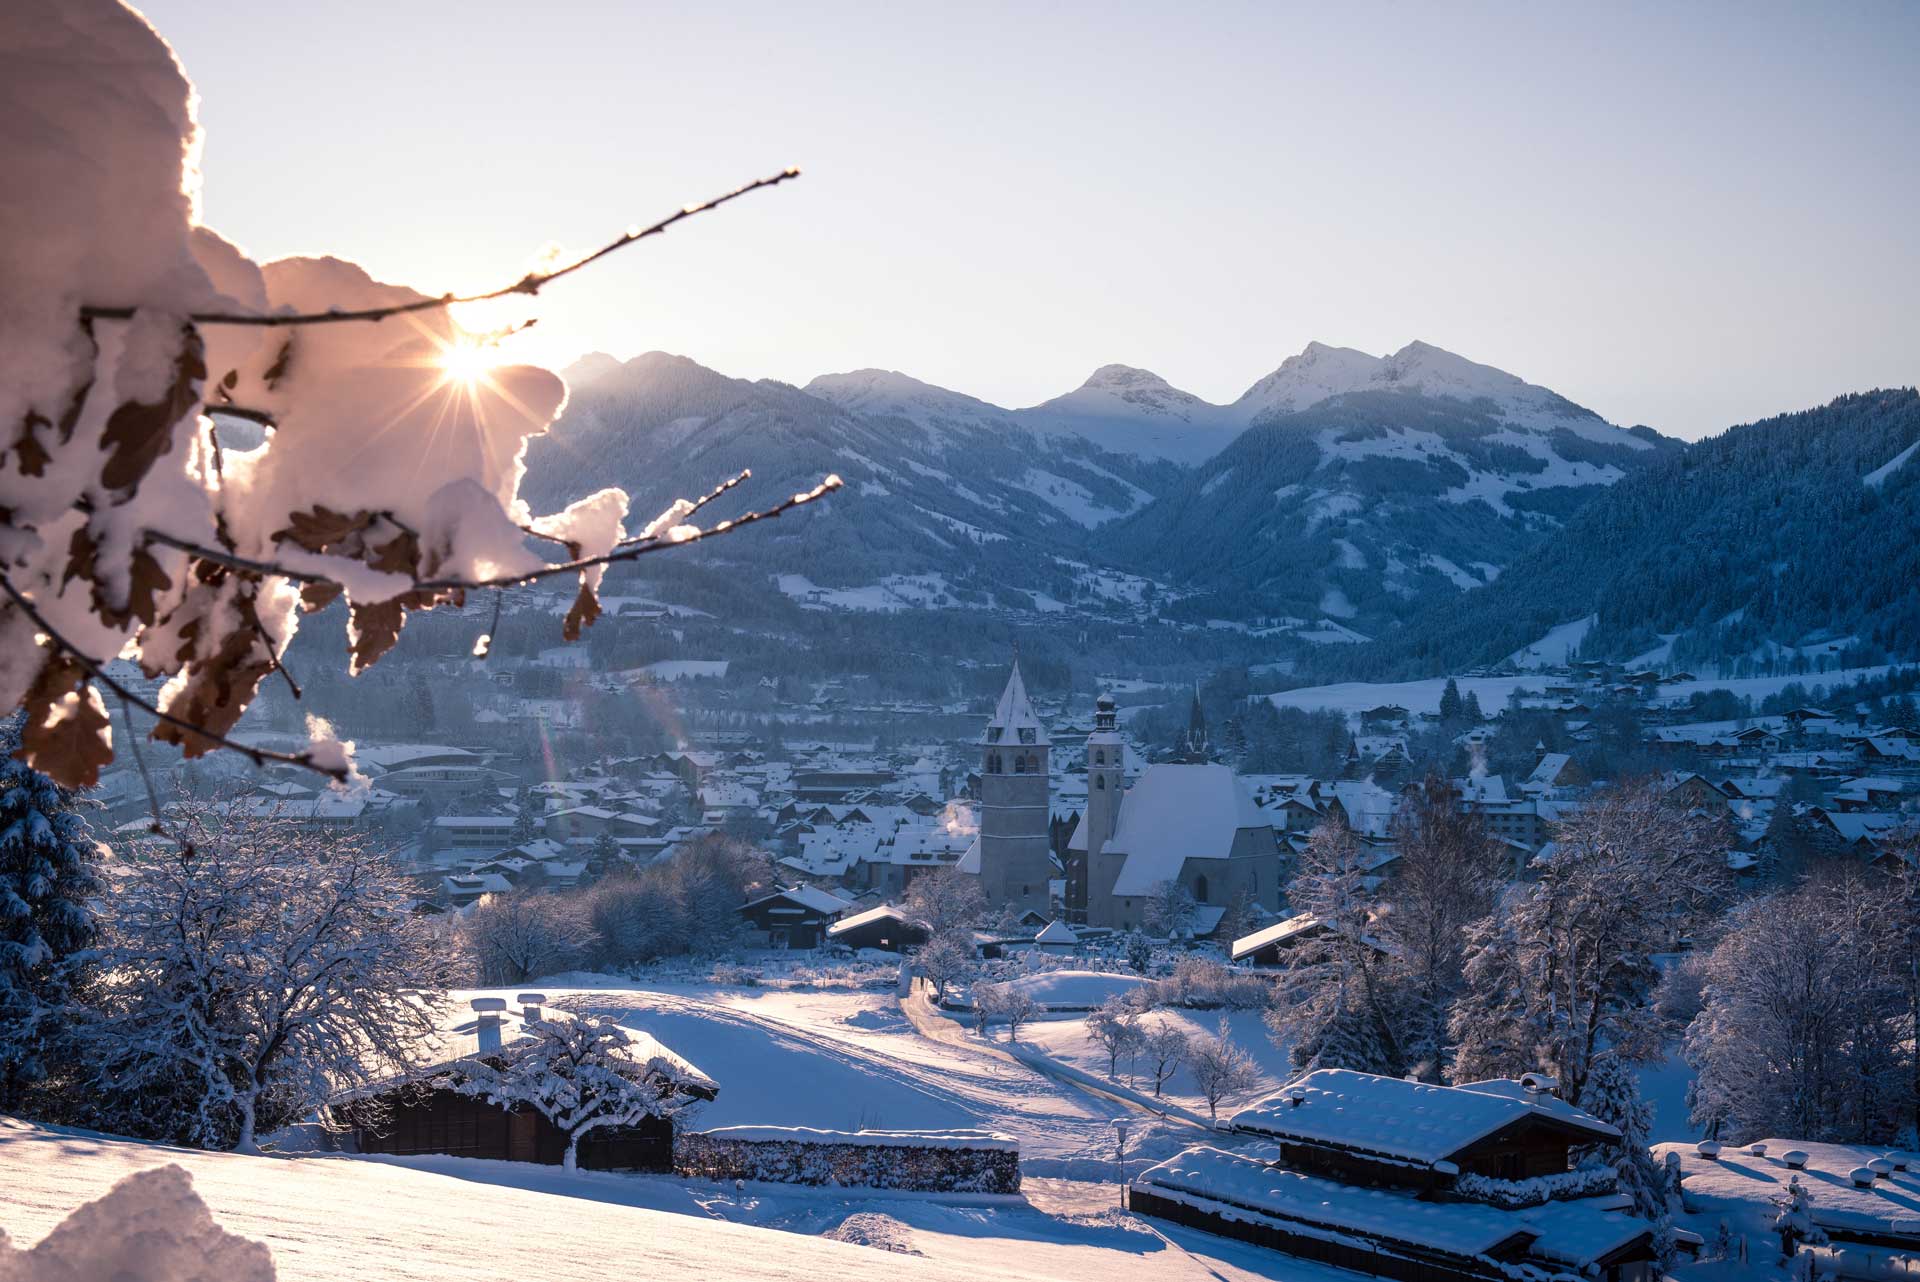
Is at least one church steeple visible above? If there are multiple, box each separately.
[985,659,1050,749]
[976,657,1053,916]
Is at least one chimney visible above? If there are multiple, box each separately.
[517,992,548,1022]
[471,997,507,1053]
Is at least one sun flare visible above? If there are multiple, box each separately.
[438,336,498,386]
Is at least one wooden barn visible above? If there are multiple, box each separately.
[339,994,716,1173]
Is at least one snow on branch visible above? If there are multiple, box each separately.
[0,0,831,794]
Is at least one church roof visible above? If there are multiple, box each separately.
[985,661,1050,746]
[1106,763,1271,896]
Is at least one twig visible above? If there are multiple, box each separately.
[117,696,167,835]
[140,474,842,595]
[616,468,751,547]
[414,475,841,591]
[80,168,801,327]
[0,574,347,781]
[254,618,303,700]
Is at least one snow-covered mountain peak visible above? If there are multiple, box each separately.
[560,351,623,393]
[1233,341,1382,423]
[804,368,1013,432]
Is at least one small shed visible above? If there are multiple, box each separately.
[1033,920,1079,955]
[340,995,716,1173]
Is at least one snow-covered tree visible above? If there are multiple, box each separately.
[1576,1052,1670,1225]
[916,930,976,1002]
[902,867,985,935]
[1448,900,1539,1084]
[1769,1174,1829,1259]
[1268,819,1403,1076]
[463,892,596,986]
[969,984,1000,1036]
[87,807,452,1149]
[1143,879,1198,939]
[0,0,823,793]
[998,985,1039,1042]
[1451,780,1730,1103]
[1189,1017,1261,1122]
[1142,1023,1190,1097]
[438,1011,705,1171]
[0,715,104,1110]
[1685,871,1905,1144]
[1086,997,1144,1077]
[1378,774,1504,1079]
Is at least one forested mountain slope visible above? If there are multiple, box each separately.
[1324,389,1920,678]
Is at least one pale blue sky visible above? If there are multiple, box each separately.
[143,1,1917,438]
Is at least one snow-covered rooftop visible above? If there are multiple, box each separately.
[1655,1138,1920,1241]
[1230,1069,1617,1164]
[1107,764,1270,896]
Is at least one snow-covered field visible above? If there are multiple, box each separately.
[0,979,1359,1282]
[1269,676,1552,719]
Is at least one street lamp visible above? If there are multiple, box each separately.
[1112,1117,1132,1209]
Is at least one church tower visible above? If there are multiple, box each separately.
[1084,692,1125,861]
[978,660,1053,916]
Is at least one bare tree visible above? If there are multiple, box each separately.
[1142,1023,1190,1097]
[86,805,453,1150]
[903,867,987,935]
[1378,774,1505,1079]
[999,986,1039,1042]
[1188,1017,1261,1122]
[970,984,1001,1036]
[463,893,596,986]
[1086,997,1145,1077]
[1144,879,1198,938]
[916,930,977,1003]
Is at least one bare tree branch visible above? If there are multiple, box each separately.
[0,574,347,782]
[79,168,802,327]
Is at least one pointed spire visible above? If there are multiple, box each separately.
[986,659,1049,746]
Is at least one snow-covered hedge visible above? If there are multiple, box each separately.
[1451,1164,1618,1209]
[675,1126,1020,1193]
[1151,958,1272,1011]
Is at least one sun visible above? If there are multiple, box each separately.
[438,336,499,386]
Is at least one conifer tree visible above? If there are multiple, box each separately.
[0,715,104,1110]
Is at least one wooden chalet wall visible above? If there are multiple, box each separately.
[349,1086,674,1172]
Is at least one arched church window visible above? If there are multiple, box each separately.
[1014,755,1028,774]
[988,753,1001,774]
[1094,749,1105,765]
[1194,875,1209,902]
[1095,775,1105,790]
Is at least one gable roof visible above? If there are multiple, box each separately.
[1107,764,1271,897]
[1230,1068,1618,1165]
[1034,920,1078,944]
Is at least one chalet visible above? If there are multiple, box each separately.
[736,885,853,949]
[1131,1070,1662,1282]
[341,995,716,1174]
[826,904,929,952]
[1661,773,1729,813]
[1520,753,1589,798]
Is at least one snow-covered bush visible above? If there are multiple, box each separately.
[1154,957,1270,1010]
[0,0,821,792]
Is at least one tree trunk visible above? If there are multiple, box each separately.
[563,1135,579,1172]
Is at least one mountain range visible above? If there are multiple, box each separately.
[537,339,1673,646]
[536,346,1920,673]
